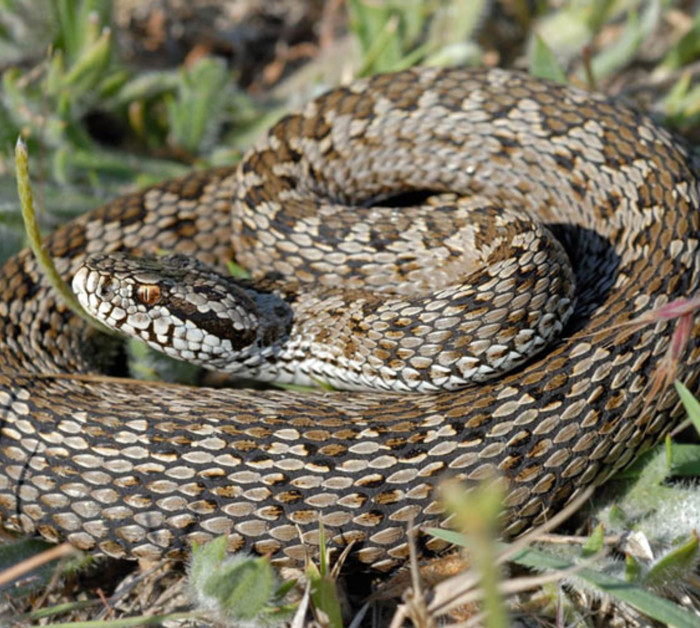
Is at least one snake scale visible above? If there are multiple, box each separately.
[1,67,700,572]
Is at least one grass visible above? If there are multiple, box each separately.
[1,0,700,626]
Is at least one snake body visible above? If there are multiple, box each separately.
[1,67,700,571]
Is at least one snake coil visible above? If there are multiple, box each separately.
[0,67,699,571]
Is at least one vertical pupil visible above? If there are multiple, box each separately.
[138,284,161,305]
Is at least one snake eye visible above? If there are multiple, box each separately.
[136,284,162,305]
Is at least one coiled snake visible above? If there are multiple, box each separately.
[1,67,700,571]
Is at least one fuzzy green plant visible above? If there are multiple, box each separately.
[188,537,295,626]
[347,0,486,75]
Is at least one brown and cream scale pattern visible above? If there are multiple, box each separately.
[1,67,700,570]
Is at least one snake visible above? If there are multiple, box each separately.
[1,66,700,572]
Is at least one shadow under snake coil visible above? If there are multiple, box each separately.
[1,67,700,572]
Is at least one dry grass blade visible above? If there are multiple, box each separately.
[494,484,597,565]
[390,522,436,628]
[534,532,621,545]
[0,542,76,588]
[429,556,595,621]
[347,602,370,628]
[291,579,312,628]
[427,485,595,616]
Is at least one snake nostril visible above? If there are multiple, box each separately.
[97,277,117,300]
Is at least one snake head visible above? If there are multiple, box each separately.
[72,252,293,372]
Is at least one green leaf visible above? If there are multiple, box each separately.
[667,443,700,477]
[348,0,438,75]
[607,504,628,527]
[589,7,645,81]
[674,380,700,436]
[425,527,470,548]
[275,577,298,599]
[15,139,109,334]
[425,0,488,54]
[581,523,605,558]
[664,73,700,128]
[530,7,592,63]
[166,57,232,154]
[307,524,343,628]
[423,41,482,67]
[190,538,280,623]
[643,533,700,588]
[614,439,670,488]
[426,529,700,628]
[348,0,401,72]
[587,0,619,33]
[355,13,402,75]
[662,8,700,69]
[189,536,228,591]
[307,560,343,628]
[52,147,187,186]
[226,259,251,279]
[107,70,180,108]
[530,35,568,83]
[55,0,112,62]
[62,26,113,93]
[505,544,700,628]
[625,552,643,583]
[206,557,276,621]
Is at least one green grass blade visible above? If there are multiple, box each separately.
[506,544,699,628]
[15,138,113,335]
[426,530,700,627]
[674,380,700,436]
